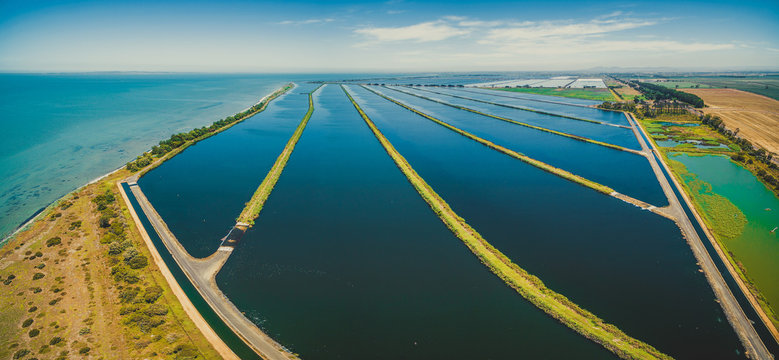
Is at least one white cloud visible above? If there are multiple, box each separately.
[484,19,656,41]
[278,18,335,25]
[355,21,469,42]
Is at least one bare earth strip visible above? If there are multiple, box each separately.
[343,85,671,360]
[683,88,779,155]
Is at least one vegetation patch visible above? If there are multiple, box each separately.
[494,86,615,101]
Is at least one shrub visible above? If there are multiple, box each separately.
[68,221,81,230]
[45,237,61,247]
[35,263,45,269]
[143,286,163,303]
[78,347,90,355]
[22,318,33,327]
[108,242,123,255]
[99,214,111,228]
[170,344,199,359]
[128,254,148,269]
[119,287,140,303]
[13,349,30,359]
[143,304,169,316]
[29,329,40,337]
[49,336,63,346]
[28,306,37,312]
[79,327,90,335]
[32,273,45,280]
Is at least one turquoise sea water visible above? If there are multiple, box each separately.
[0,73,308,239]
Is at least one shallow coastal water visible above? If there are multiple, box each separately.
[0,73,293,240]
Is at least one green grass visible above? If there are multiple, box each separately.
[664,76,779,100]
[493,87,615,101]
[343,84,670,360]
[652,81,714,89]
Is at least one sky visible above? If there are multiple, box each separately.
[0,0,777,72]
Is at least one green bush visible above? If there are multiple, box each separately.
[99,214,111,228]
[13,349,30,359]
[22,318,33,327]
[119,287,140,303]
[45,237,61,247]
[143,286,163,303]
[28,328,40,337]
[108,242,123,255]
[143,304,169,316]
[32,272,45,280]
[78,347,90,355]
[49,336,63,346]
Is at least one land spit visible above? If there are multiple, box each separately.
[626,112,773,359]
[116,84,323,360]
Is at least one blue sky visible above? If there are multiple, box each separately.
[0,0,777,72]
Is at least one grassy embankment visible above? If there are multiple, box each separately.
[237,84,323,226]
[0,169,220,360]
[342,85,670,360]
[126,83,295,178]
[361,86,615,195]
[494,86,615,101]
[388,86,637,154]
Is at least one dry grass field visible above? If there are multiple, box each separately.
[684,88,779,155]
[0,171,220,360]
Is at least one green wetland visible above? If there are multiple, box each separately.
[138,82,751,359]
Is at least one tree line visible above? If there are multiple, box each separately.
[125,85,291,172]
[630,81,705,108]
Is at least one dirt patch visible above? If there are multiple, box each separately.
[683,88,779,155]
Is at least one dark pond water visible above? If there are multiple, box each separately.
[347,84,745,359]
[368,86,667,207]
[139,82,321,258]
[216,84,612,359]
[440,87,631,126]
[389,85,640,150]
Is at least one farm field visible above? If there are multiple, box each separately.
[494,87,615,101]
[683,88,779,155]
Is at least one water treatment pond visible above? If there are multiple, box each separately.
[139,82,321,258]
[370,86,667,206]
[216,84,612,359]
[347,84,744,359]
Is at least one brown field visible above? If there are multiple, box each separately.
[684,88,779,155]
[0,171,220,360]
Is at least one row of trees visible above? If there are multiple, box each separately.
[598,99,688,118]
[630,81,705,108]
[126,84,292,172]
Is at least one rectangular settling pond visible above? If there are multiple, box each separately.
[371,86,668,207]
[139,83,320,258]
[445,87,631,126]
[215,84,613,359]
[347,84,745,359]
